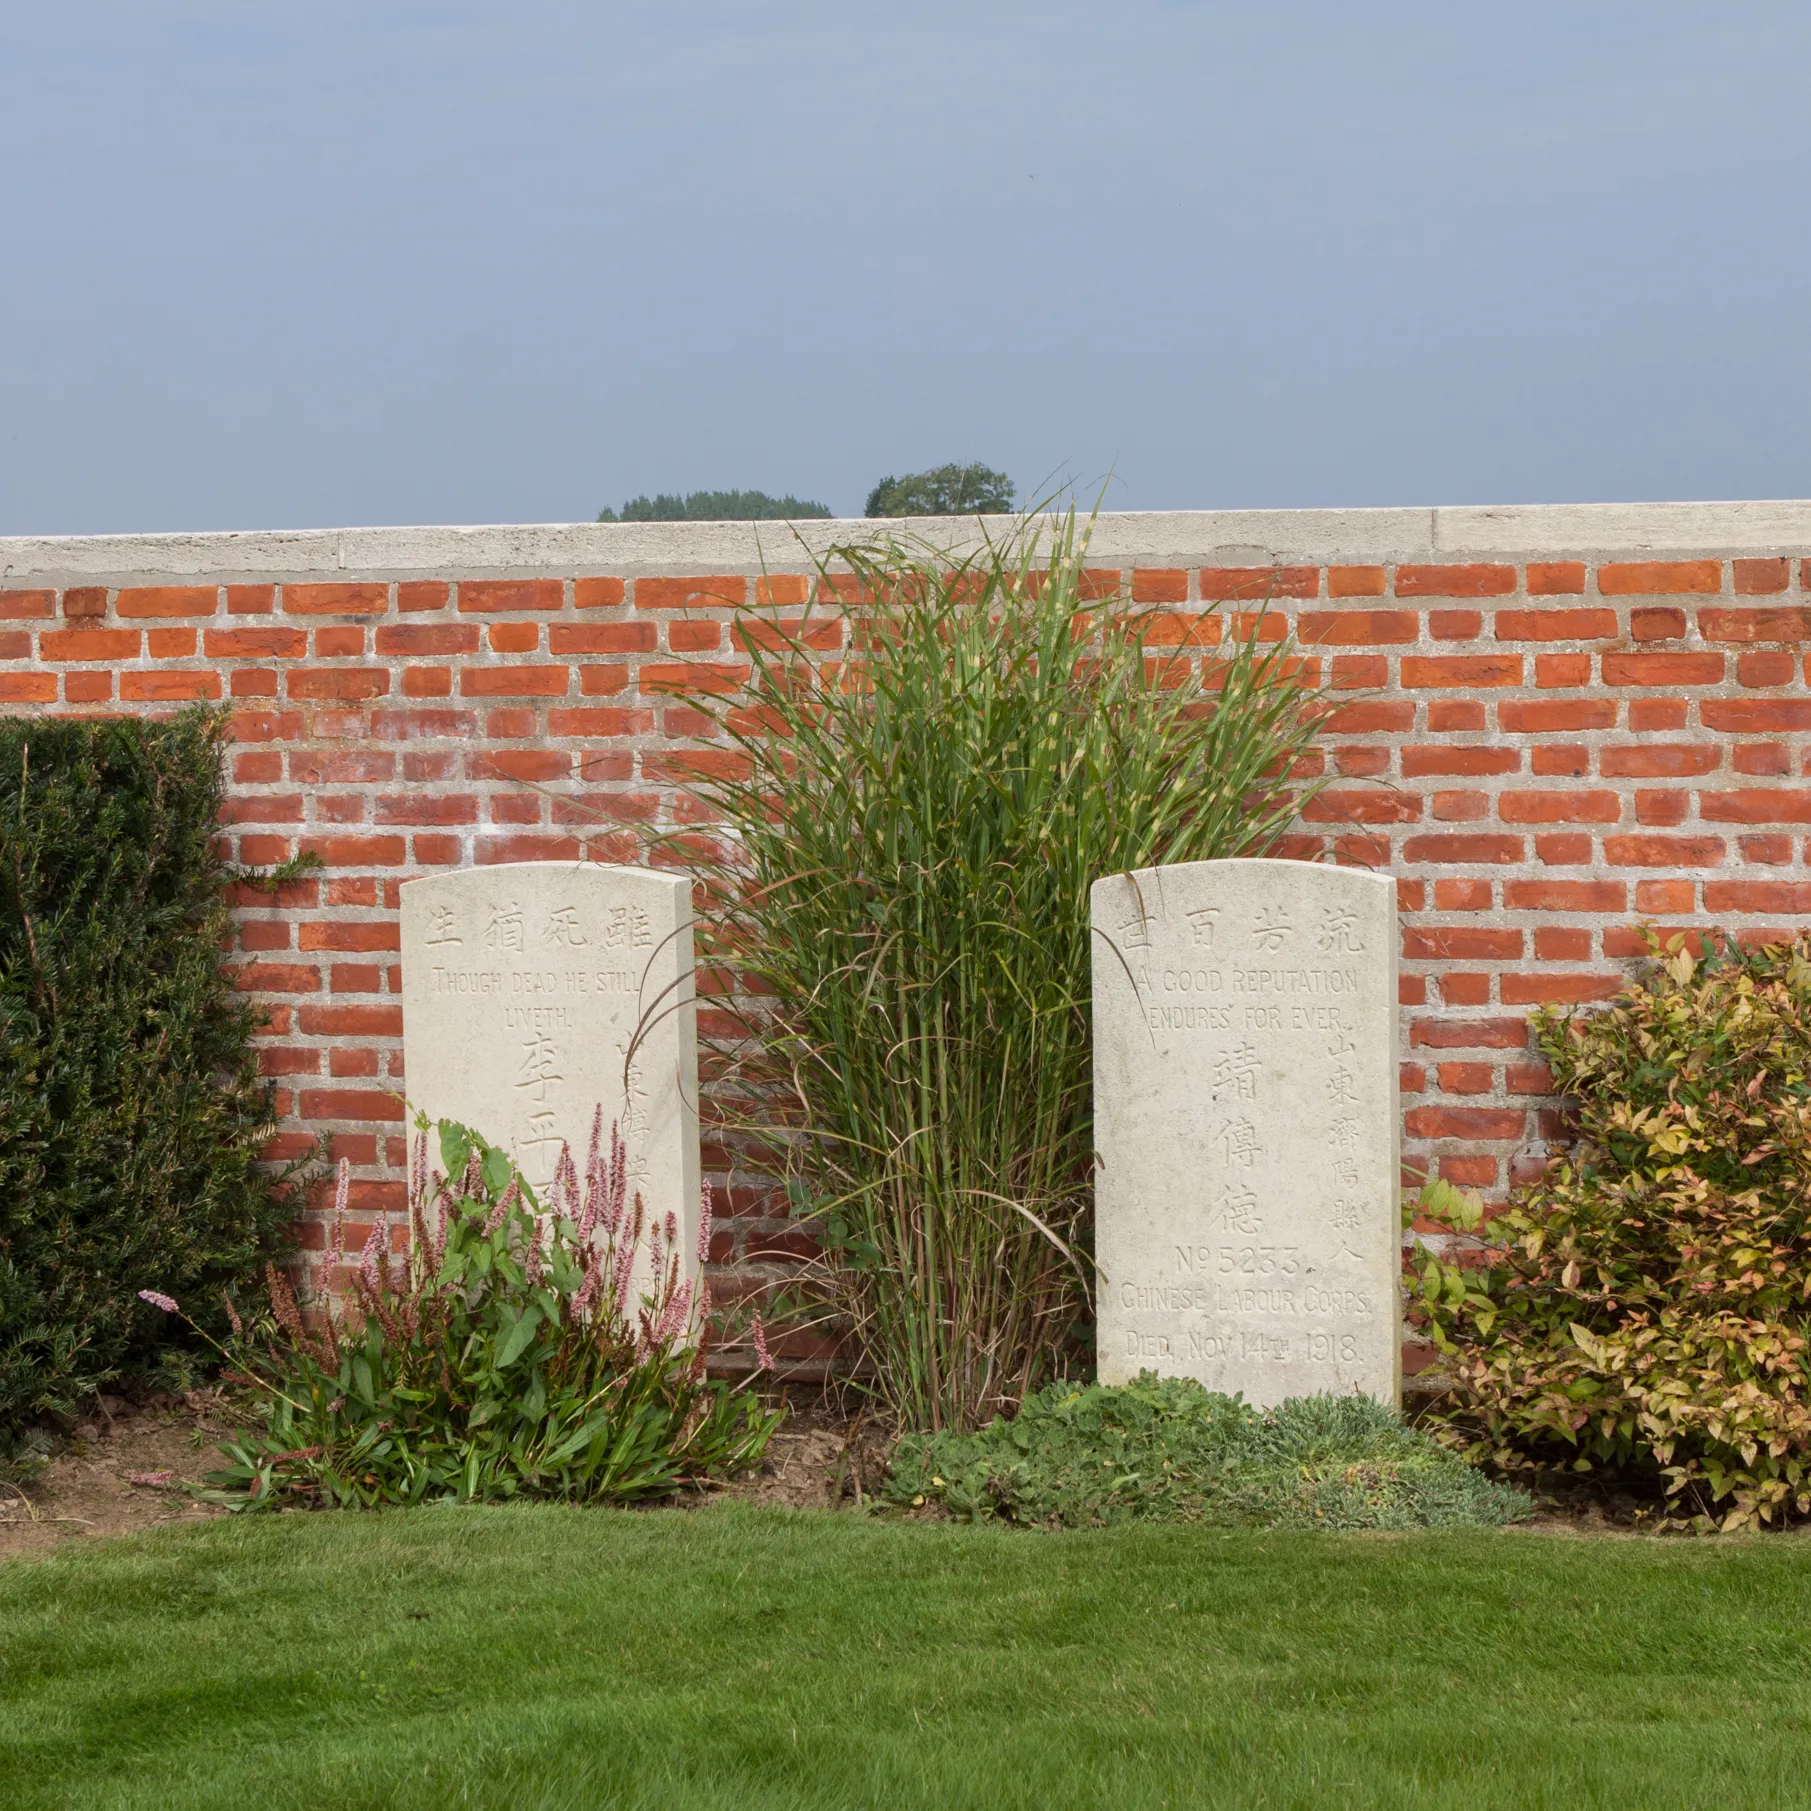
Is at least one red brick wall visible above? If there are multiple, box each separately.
[7,529,1811,1344]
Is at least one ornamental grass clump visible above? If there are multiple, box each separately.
[152,1114,778,1509]
[678,510,1336,1432]
[1419,931,1811,1530]
[887,1374,1529,1529]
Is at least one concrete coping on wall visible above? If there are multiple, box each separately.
[6,500,1811,585]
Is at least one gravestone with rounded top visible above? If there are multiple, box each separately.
[1091,858,1399,1406]
[400,862,700,1273]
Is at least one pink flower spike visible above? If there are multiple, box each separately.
[138,1289,178,1314]
[751,1310,774,1373]
[332,1155,350,1223]
[697,1182,713,1265]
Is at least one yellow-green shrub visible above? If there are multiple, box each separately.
[1420,932,1811,1529]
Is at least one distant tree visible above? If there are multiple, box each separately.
[864,463,1016,518]
[597,489,832,523]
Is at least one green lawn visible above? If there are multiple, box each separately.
[3,1505,1808,1809]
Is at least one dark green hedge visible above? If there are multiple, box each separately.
[0,709,305,1429]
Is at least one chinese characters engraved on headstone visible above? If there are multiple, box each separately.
[400,862,701,1282]
[1090,858,1399,1407]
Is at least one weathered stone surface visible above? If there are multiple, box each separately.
[1091,858,1399,1406]
[400,862,699,1272]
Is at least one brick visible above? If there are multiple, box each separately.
[1604,834,1725,865]
[1630,606,1687,640]
[1738,834,1794,864]
[731,618,844,653]
[1734,558,1791,595]
[1534,926,1591,961]
[1434,878,1492,910]
[299,1089,408,1123]
[1635,790,1688,826]
[397,581,450,613]
[413,835,463,865]
[0,590,54,620]
[1298,610,1418,645]
[635,575,747,611]
[1531,745,1588,777]
[488,622,540,653]
[1535,654,1591,687]
[574,576,628,610]
[1199,566,1317,601]
[1327,566,1386,598]
[1401,746,1519,777]
[298,835,408,866]
[314,625,365,657]
[61,587,107,617]
[1322,700,1414,732]
[206,626,308,658]
[638,661,750,695]
[1404,1106,1527,1140]
[548,706,655,737]
[1436,1063,1495,1094]
[1629,699,1688,731]
[475,834,583,863]
[1401,655,1522,688]
[1602,651,1724,686]
[1410,1017,1528,1049]
[1599,744,1718,778]
[1527,562,1586,595]
[300,1003,404,1036]
[1499,699,1616,732]
[1428,610,1482,640]
[1402,927,1523,959]
[1494,608,1617,641]
[486,709,537,737]
[39,627,138,660]
[1395,564,1515,598]
[289,668,389,700]
[456,579,564,613]
[401,667,451,697]
[1739,651,1796,686]
[1500,973,1621,1005]
[1503,880,1626,911]
[290,751,395,784]
[1700,605,1811,641]
[750,575,818,612]
[121,671,222,701]
[283,583,388,615]
[1301,791,1422,823]
[227,585,275,615]
[375,623,480,655]
[233,962,321,994]
[1401,833,1524,864]
[1130,569,1187,603]
[1700,789,1811,823]
[229,710,306,742]
[1506,1063,1555,1094]
[0,631,28,658]
[1431,791,1488,820]
[117,585,216,618]
[1734,743,1791,776]
[1328,656,1389,688]
[1498,790,1620,823]
[298,922,401,952]
[1598,560,1721,595]
[460,666,570,697]
[551,622,657,655]
[1634,879,1694,912]
[0,674,56,702]
[1702,699,1811,731]
[63,673,112,702]
[1705,880,1811,913]
[469,749,570,782]
[375,793,479,825]
[1534,833,1592,864]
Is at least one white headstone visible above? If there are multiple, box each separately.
[400,862,700,1271]
[1091,858,1399,1407]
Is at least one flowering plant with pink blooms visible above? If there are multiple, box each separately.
[178,1110,778,1509]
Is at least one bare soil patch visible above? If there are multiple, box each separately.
[0,1392,230,1560]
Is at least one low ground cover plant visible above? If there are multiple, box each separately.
[149,1116,777,1508]
[679,512,1337,1433]
[1419,931,1811,1530]
[886,1374,1528,1529]
[0,711,306,1434]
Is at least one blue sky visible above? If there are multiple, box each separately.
[3,2,1808,532]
